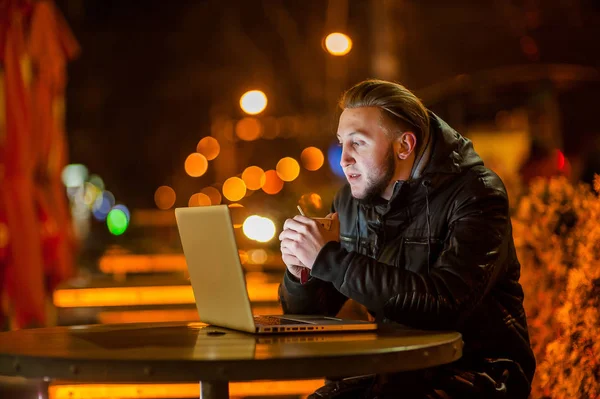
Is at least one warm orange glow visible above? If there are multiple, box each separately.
[99,254,187,274]
[49,380,325,399]
[239,90,268,115]
[228,203,247,228]
[196,136,220,160]
[223,177,247,202]
[201,186,222,205]
[301,147,325,171]
[184,153,208,177]
[299,192,323,211]
[0,223,8,249]
[324,32,352,56]
[98,309,201,324]
[262,170,284,195]
[188,192,211,207]
[53,283,280,308]
[242,166,266,190]
[131,209,176,227]
[154,186,176,210]
[276,157,300,182]
[235,117,262,141]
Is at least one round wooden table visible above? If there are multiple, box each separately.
[0,321,462,399]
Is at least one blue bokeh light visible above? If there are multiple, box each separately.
[327,143,345,179]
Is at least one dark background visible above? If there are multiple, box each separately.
[55,0,600,210]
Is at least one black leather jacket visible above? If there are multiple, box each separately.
[279,112,535,396]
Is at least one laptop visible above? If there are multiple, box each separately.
[175,205,378,334]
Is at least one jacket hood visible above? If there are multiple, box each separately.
[378,111,484,212]
[423,111,483,176]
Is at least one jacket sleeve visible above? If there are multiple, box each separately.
[278,270,348,316]
[310,176,510,329]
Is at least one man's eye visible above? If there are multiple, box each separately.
[352,141,360,147]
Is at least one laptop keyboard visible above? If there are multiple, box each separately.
[254,315,307,325]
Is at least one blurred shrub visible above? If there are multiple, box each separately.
[513,174,600,398]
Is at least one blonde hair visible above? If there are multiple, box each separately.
[339,79,430,150]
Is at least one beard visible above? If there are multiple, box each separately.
[355,144,397,204]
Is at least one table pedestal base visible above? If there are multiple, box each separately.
[200,380,229,399]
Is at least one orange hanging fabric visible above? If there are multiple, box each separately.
[0,0,48,328]
[28,0,80,292]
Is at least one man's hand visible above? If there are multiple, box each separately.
[279,213,340,271]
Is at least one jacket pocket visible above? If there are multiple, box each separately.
[401,237,443,273]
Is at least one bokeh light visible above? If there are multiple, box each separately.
[184,153,208,177]
[240,90,267,115]
[299,192,323,213]
[61,164,89,188]
[196,137,221,160]
[223,177,247,202]
[242,215,276,243]
[276,157,300,182]
[327,143,345,178]
[248,248,268,264]
[112,204,131,222]
[188,193,212,207]
[83,182,102,207]
[201,186,222,205]
[324,32,352,56]
[106,208,129,236]
[301,147,325,171]
[92,191,115,221]
[88,174,105,190]
[242,166,266,190]
[154,186,176,210]
[235,117,263,141]
[262,169,284,195]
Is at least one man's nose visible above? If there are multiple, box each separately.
[340,147,354,168]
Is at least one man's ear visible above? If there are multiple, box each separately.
[395,131,417,160]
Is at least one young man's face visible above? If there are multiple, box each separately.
[336,107,399,201]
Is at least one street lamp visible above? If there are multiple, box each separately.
[240,90,268,115]
[324,32,352,56]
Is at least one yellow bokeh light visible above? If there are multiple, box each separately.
[188,193,211,207]
[223,177,247,202]
[196,137,220,160]
[201,186,222,205]
[242,166,266,190]
[324,32,352,56]
[300,147,324,171]
[235,117,263,141]
[242,215,276,243]
[248,248,268,264]
[262,170,284,195]
[184,153,208,177]
[276,157,300,182]
[240,90,268,115]
[154,186,176,210]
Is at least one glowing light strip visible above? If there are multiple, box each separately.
[54,284,280,308]
[99,254,187,273]
[49,380,325,398]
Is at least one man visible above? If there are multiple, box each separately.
[279,79,535,398]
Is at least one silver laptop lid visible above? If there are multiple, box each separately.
[175,205,256,333]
